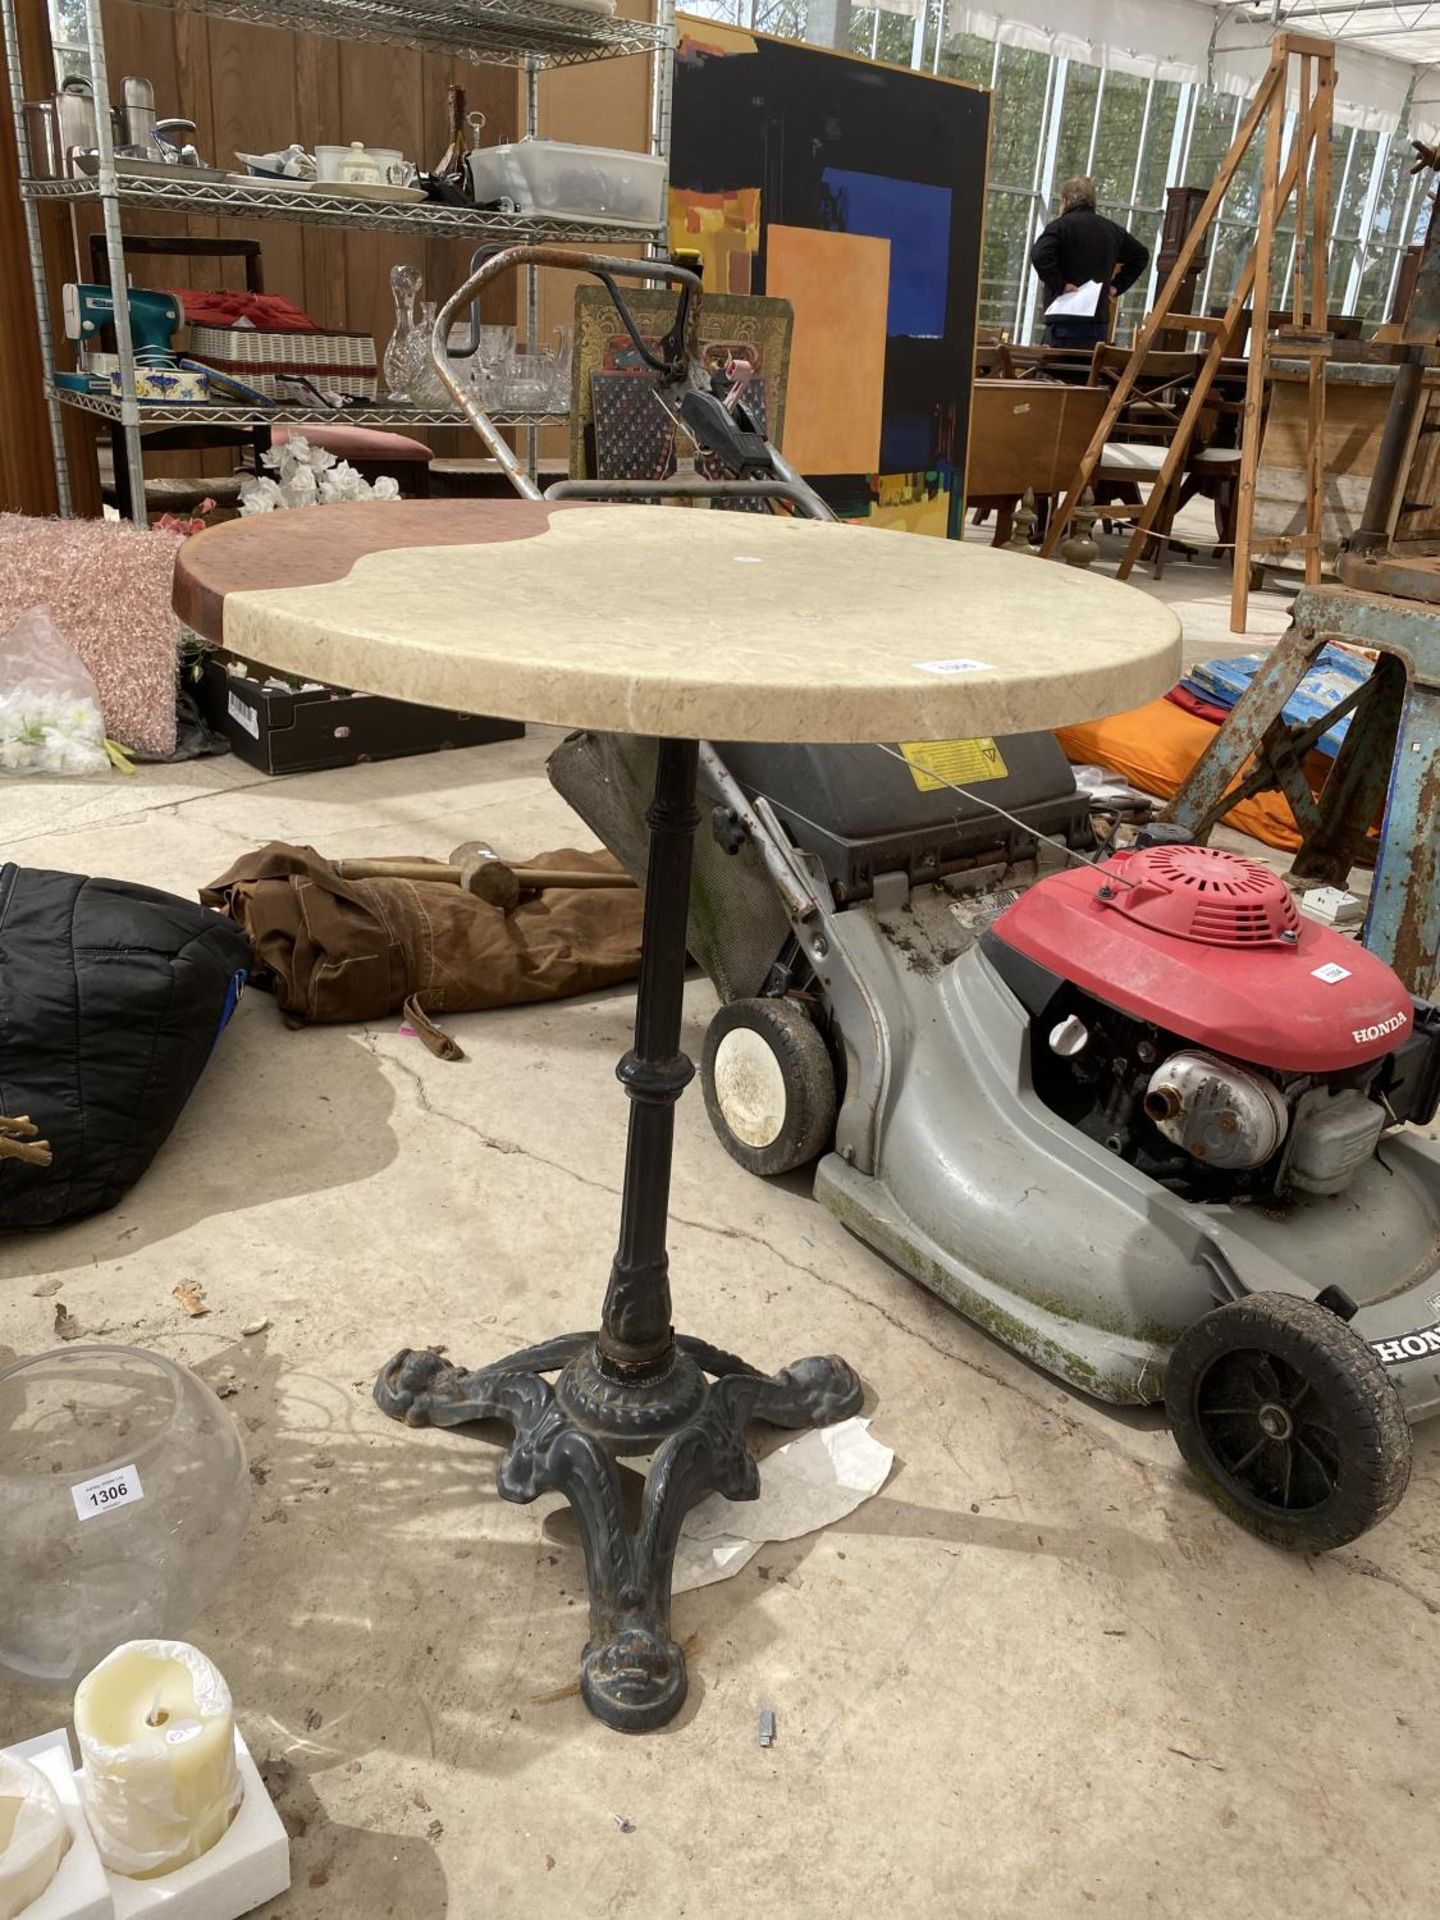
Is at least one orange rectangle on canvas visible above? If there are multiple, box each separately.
[765,224,888,476]
[668,187,761,298]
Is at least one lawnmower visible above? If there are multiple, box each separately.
[551,729,1440,1551]
[449,247,1437,1555]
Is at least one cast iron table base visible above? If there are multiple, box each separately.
[373,736,863,1731]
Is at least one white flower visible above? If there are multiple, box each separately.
[279,467,321,509]
[0,703,109,774]
[52,738,109,775]
[320,459,369,502]
[238,474,285,515]
[242,442,403,512]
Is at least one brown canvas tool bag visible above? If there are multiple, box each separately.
[201,842,643,1058]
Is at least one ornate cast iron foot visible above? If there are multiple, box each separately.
[375,1339,863,1731]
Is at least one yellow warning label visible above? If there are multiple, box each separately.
[899,738,1009,792]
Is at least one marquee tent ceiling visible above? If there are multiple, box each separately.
[950,0,1440,138]
[1234,2,1440,72]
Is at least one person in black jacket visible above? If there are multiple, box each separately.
[1030,176,1150,349]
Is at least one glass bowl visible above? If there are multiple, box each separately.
[491,353,559,412]
[0,1346,251,1686]
[474,324,515,370]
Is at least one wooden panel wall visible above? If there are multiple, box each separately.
[536,0,652,464]
[0,0,102,513]
[0,0,54,514]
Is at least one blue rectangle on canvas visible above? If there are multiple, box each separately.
[819,167,951,339]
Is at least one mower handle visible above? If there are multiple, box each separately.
[546,475,831,519]
[430,246,704,503]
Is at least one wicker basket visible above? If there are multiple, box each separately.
[188,324,379,399]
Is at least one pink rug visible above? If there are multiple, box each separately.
[0,515,184,754]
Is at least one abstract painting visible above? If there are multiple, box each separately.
[668,187,762,296]
[670,18,989,528]
[861,472,951,538]
[818,169,952,341]
[820,471,951,538]
[764,225,889,476]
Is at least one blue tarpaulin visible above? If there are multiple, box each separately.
[1182,645,1373,759]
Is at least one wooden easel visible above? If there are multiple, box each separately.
[1039,34,1336,632]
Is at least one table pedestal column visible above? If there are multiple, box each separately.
[375,737,862,1731]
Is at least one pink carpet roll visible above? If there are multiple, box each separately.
[0,515,184,754]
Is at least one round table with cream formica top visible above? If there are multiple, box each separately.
[176,498,1181,1731]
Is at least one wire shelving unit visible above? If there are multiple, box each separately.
[1,0,676,524]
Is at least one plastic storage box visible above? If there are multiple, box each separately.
[466,138,665,226]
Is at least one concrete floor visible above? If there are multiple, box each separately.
[2,554,1436,1920]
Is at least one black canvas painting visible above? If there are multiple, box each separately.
[670,20,989,529]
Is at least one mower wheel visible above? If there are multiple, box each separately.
[1165,1291,1411,1552]
[701,997,836,1177]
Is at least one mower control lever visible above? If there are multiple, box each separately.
[429,246,703,501]
[678,390,772,477]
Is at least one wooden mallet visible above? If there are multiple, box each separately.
[333,851,636,913]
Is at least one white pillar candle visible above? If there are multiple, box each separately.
[0,1751,71,1920]
[75,1640,242,1880]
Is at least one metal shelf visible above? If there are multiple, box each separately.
[52,384,567,431]
[22,173,666,244]
[121,0,669,66]
[1,0,676,524]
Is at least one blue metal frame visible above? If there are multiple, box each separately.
[1164,582,1440,998]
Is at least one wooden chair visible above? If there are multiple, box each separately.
[1174,354,1250,554]
[1086,344,1211,575]
[1005,343,1096,386]
[973,339,1016,378]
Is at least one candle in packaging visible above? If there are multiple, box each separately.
[75,1640,243,1880]
[0,1750,71,1919]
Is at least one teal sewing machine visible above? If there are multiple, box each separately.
[57,283,184,396]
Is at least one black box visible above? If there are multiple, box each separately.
[196,655,523,776]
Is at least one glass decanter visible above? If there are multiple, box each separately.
[383,264,422,399]
[403,300,450,408]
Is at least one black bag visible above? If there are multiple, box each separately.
[0,866,251,1228]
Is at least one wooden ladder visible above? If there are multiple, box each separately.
[1038,33,1337,632]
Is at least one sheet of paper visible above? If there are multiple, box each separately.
[672,1417,894,1594]
[1045,279,1104,318]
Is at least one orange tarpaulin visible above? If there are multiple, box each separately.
[1055,697,1332,852]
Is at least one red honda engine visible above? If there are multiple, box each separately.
[985,844,1440,1201]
